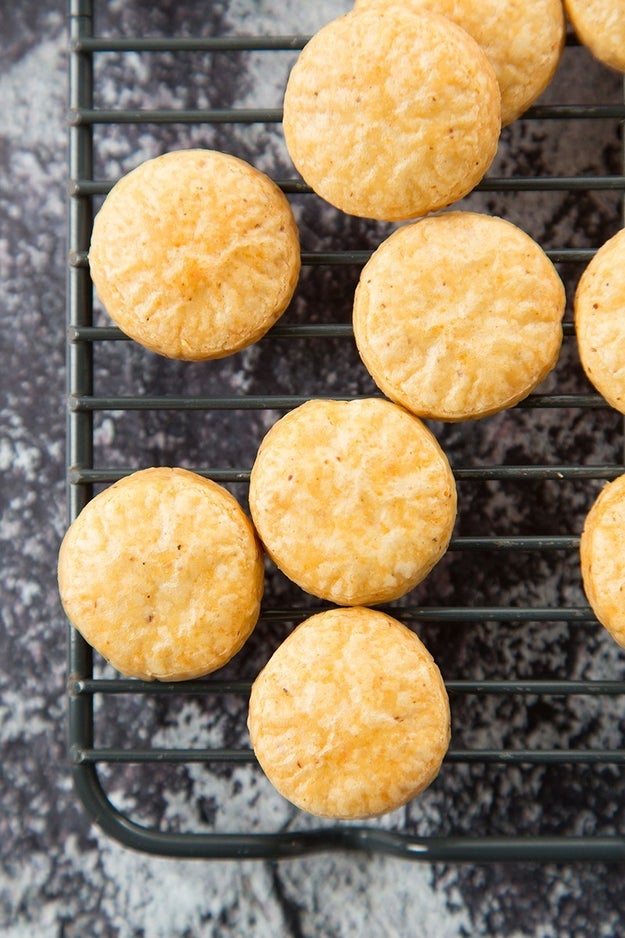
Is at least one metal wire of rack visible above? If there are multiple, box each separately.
[67,0,625,860]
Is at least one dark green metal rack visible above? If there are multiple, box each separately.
[67,0,625,859]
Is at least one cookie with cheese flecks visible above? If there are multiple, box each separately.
[58,467,264,680]
[575,228,625,413]
[564,0,625,73]
[353,211,565,421]
[89,149,300,360]
[248,606,450,818]
[581,473,625,649]
[282,7,500,220]
[249,397,456,605]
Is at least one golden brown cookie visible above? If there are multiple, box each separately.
[575,228,625,413]
[580,474,625,649]
[353,212,565,421]
[249,398,456,605]
[89,149,300,360]
[282,8,500,221]
[58,468,264,680]
[248,606,450,819]
[564,0,625,73]
[354,0,565,125]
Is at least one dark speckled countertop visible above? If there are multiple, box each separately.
[3,1,625,936]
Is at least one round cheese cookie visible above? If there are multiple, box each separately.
[564,0,625,73]
[575,228,625,413]
[249,398,457,605]
[248,606,450,819]
[282,8,500,221]
[354,0,565,125]
[89,149,300,360]
[353,212,565,421]
[580,474,625,649]
[58,468,264,680]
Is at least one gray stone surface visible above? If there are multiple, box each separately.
[2,1,625,935]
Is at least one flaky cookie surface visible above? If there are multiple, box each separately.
[89,149,300,360]
[354,0,565,125]
[282,8,500,221]
[58,468,264,680]
[580,474,625,649]
[249,398,456,605]
[248,606,450,819]
[564,0,625,73]
[353,212,565,421]
[575,228,625,413]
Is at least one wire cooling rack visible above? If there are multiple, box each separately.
[67,0,625,860]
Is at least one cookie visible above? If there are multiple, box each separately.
[282,8,500,221]
[574,228,625,413]
[353,212,565,421]
[89,149,300,360]
[58,468,264,680]
[249,398,456,605]
[354,0,565,125]
[248,606,450,819]
[564,0,625,73]
[580,474,625,649]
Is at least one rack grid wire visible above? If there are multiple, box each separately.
[67,0,625,860]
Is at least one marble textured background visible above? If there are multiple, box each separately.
[3,0,625,935]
